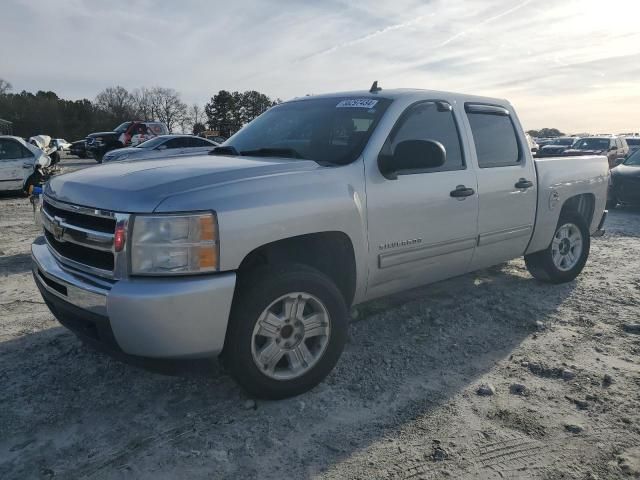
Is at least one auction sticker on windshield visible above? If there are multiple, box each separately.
[336,99,378,109]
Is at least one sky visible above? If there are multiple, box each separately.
[1,0,639,133]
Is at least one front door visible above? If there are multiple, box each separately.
[365,100,479,300]
[464,104,538,271]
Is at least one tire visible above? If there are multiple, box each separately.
[524,210,590,284]
[222,264,348,399]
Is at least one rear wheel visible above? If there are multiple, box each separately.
[525,211,590,284]
[223,264,348,399]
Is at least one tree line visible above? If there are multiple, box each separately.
[0,78,279,141]
[526,128,566,138]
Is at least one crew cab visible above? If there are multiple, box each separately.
[32,88,609,399]
[85,121,168,163]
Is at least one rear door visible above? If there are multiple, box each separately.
[464,104,538,270]
[365,100,479,299]
[0,139,32,190]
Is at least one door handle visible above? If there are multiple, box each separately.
[23,163,33,169]
[450,185,475,198]
[515,178,533,189]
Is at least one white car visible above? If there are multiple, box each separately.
[102,135,218,163]
[53,138,72,151]
[0,136,51,191]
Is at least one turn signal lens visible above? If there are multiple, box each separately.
[198,246,218,268]
[199,215,217,241]
[114,224,126,252]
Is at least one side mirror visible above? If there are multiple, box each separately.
[615,157,624,165]
[379,139,446,180]
[156,145,168,150]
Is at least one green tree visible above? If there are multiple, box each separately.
[205,90,278,137]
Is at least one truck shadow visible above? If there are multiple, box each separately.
[0,252,33,275]
[0,262,576,479]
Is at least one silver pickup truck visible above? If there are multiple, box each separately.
[32,88,609,399]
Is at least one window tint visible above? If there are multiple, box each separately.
[382,101,464,172]
[189,137,214,147]
[0,140,29,160]
[466,109,520,168]
[164,137,188,149]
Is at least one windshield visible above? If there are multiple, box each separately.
[135,136,166,149]
[221,97,392,165]
[571,138,610,151]
[623,149,640,166]
[626,138,640,146]
[114,122,132,133]
[552,137,575,145]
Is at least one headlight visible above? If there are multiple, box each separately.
[130,213,218,275]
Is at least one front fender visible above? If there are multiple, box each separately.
[154,161,369,302]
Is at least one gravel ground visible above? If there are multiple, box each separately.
[1,156,639,479]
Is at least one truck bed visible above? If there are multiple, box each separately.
[526,154,609,254]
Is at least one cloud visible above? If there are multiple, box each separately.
[1,0,639,132]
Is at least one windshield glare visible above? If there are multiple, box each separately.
[222,97,392,165]
[572,138,610,151]
[623,149,640,166]
[135,137,166,149]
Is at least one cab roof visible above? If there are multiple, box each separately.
[287,88,511,107]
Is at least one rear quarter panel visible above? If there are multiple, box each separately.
[526,155,609,254]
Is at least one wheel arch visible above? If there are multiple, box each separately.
[560,193,595,227]
[237,231,357,307]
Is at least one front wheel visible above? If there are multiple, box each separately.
[525,211,590,284]
[222,264,348,399]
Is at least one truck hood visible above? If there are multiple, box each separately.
[45,155,320,212]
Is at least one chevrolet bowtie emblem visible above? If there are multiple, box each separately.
[52,217,65,242]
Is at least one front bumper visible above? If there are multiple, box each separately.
[32,237,236,359]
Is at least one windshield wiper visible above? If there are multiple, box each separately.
[239,147,304,159]
[209,145,240,156]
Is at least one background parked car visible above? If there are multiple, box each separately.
[102,135,218,163]
[625,137,640,156]
[562,136,629,168]
[537,137,578,157]
[608,148,640,208]
[52,138,71,151]
[69,140,87,158]
[0,135,51,192]
[86,121,169,162]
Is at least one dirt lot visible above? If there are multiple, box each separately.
[1,156,639,479]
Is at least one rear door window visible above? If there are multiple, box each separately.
[165,138,188,149]
[465,104,521,168]
[189,137,214,148]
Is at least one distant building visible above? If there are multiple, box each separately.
[0,118,13,135]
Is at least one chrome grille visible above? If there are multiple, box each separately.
[41,197,128,279]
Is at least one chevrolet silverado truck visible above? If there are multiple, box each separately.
[32,88,609,399]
